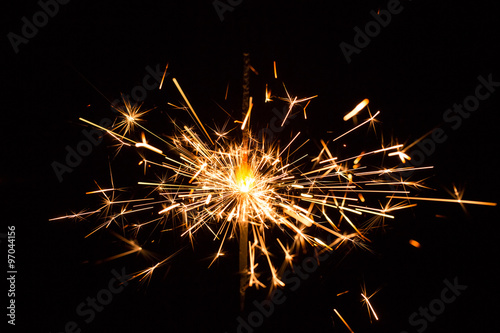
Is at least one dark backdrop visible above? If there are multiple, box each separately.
[3,1,500,332]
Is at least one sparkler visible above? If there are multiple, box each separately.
[51,58,497,318]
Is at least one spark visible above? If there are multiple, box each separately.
[265,84,272,103]
[337,290,349,296]
[333,308,355,333]
[130,248,183,286]
[172,78,214,145]
[409,239,421,248]
[249,65,259,75]
[360,282,381,323]
[279,83,317,126]
[332,111,380,143]
[343,98,369,121]
[159,63,169,90]
[388,150,411,163]
[112,97,152,136]
[388,196,497,206]
[241,97,253,130]
[49,209,101,221]
[303,100,311,119]
[361,293,379,321]
[136,133,163,154]
[158,203,181,214]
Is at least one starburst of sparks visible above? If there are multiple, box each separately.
[51,63,497,316]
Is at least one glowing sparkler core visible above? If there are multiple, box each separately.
[234,164,255,194]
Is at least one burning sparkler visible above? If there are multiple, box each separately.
[51,58,497,318]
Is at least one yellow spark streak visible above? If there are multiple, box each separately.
[227,206,236,222]
[276,238,293,262]
[303,100,311,119]
[265,84,272,102]
[279,84,318,126]
[292,204,310,215]
[333,309,355,333]
[361,293,379,321]
[136,134,163,154]
[159,63,169,90]
[96,248,142,264]
[298,212,314,225]
[343,98,369,121]
[273,61,277,79]
[79,118,136,144]
[353,152,364,165]
[85,188,115,194]
[322,208,339,231]
[388,151,411,163]
[321,144,403,166]
[106,198,155,205]
[248,241,266,288]
[339,210,369,241]
[158,203,180,214]
[354,208,394,219]
[384,203,417,212]
[172,78,214,145]
[332,111,380,143]
[278,132,301,159]
[320,139,335,163]
[403,128,438,152]
[349,203,407,213]
[256,232,284,288]
[130,248,183,283]
[49,210,101,221]
[249,65,259,75]
[241,96,253,130]
[208,226,230,268]
[300,199,360,213]
[353,166,433,177]
[189,162,207,183]
[337,290,349,296]
[205,194,212,205]
[388,196,497,206]
[313,237,332,251]
[282,207,313,227]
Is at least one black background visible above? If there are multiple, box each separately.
[3,0,500,332]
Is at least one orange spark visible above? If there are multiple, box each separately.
[343,98,369,121]
[409,239,421,248]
